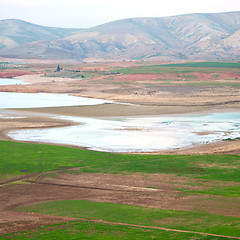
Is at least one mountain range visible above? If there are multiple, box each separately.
[0,11,240,61]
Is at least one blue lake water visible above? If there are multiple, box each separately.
[8,112,240,152]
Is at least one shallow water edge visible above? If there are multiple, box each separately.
[7,112,240,153]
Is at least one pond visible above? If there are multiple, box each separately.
[0,92,112,108]
[0,78,28,85]
[8,112,240,152]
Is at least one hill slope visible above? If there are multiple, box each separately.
[0,19,80,52]
[0,12,240,61]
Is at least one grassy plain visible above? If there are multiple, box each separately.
[1,140,239,182]
[159,62,240,68]
[0,140,240,239]
[2,221,230,240]
[118,62,240,74]
[15,200,240,237]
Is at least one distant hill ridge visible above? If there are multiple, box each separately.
[0,11,240,61]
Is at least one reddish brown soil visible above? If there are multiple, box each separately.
[0,71,34,78]
[112,72,240,82]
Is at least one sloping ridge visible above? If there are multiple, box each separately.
[0,11,240,61]
[0,19,81,52]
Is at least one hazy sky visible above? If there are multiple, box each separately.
[0,0,240,28]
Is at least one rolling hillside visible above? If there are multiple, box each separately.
[0,19,81,52]
[0,11,240,61]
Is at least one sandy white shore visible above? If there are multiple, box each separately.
[3,108,240,154]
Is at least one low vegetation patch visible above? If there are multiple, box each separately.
[118,62,240,74]
[16,200,240,238]
[160,62,240,68]
[43,71,92,80]
[184,185,240,197]
[1,220,229,240]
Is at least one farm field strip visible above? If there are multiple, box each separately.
[15,200,240,238]
[3,220,238,240]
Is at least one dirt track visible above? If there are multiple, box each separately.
[70,219,240,239]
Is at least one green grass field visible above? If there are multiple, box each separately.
[1,220,231,240]
[1,140,239,239]
[15,200,240,238]
[184,185,240,198]
[160,62,240,68]
[118,62,240,74]
[0,140,239,182]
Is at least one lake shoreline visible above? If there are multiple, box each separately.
[1,74,240,155]
[2,106,240,155]
[10,102,240,118]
